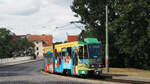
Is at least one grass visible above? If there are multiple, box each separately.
[102,68,150,78]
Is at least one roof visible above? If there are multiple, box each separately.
[27,34,53,46]
[67,35,78,42]
[12,35,26,40]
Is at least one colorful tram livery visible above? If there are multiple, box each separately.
[43,38,103,76]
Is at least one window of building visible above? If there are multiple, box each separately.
[36,47,39,50]
[37,52,39,56]
[36,41,38,44]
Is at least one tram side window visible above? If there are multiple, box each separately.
[49,55,52,63]
[55,49,58,59]
[73,52,78,65]
[75,53,78,65]
[55,49,59,64]
[67,47,71,56]
[79,46,83,59]
[62,52,65,56]
[58,53,61,64]
[84,45,88,59]
[45,56,49,64]
[44,56,48,64]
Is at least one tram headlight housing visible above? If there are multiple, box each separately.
[91,65,94,67]
[99,64,101,67]
[90,64,94,68]
[98,64,104,68]
[90,64,103,68]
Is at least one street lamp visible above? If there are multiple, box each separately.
[105,5,109,72]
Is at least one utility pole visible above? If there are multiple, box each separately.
[105,5,109,72]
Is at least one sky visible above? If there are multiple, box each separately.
[0,0,83,42]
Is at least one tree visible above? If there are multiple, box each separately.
[10,37,35,57]
[0,28,35,58]
[0,28,13,58]
[71,0,150,69]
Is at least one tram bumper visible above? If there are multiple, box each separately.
[94,70,102,76]
[78,69,102,76]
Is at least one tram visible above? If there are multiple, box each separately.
[43,38,103,76]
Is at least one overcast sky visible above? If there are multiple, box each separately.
[0,0,82,42]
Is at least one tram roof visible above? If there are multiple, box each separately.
[55,38,100,48]
[44,38,101,53]
[84,38,101,44]
[55,41,84,48]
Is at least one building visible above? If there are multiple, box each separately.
[67,35,78,42]
[12,35,26,40]
[27,34,53,59]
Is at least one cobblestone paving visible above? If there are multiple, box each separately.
[0,61,120,84]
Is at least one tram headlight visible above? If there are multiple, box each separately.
[91,65,94,67]
[81,71,85,74]
[90,64,94,68]
[99,64,103,68]
[99,64,101,67]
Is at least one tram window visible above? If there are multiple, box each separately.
[84,45,88,59]
[58,53,61,57]
[62,48,66,57]
[45,56,49,64]
[59,57,61,64]
[55,49,58,59]
[58,53,61,64]
[49,55,53,63]
[44,56,48,64]
[75,53,78,65]
[73,52,75,65]
[79,46,83,59]
[67,47,71,56]
[73,52,78,65]
[62,52,65,56]
[48,56,50,63]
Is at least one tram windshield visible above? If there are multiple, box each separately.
[88,44,101,59]
[78,44,101,59]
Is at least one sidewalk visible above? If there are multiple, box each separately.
[113,76,150,82]
[102,68,150,83]
[103,74,150,83]
[0,59,37,68]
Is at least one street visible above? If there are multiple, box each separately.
[0,60,119,84]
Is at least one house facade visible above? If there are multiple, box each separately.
[33,41,43,59]
[27,34,53,59]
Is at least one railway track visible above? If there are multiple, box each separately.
[42,70,150,84]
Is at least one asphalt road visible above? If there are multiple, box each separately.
[0,60,120,84]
